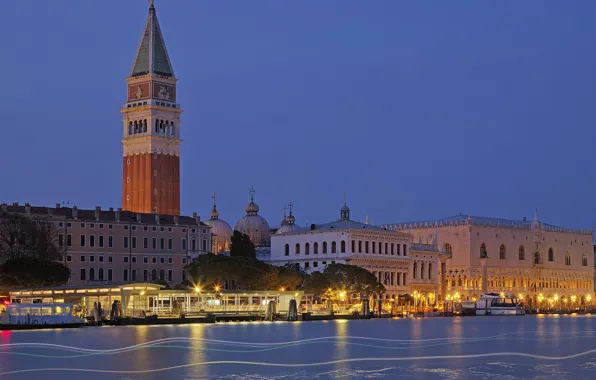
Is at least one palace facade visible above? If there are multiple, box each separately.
[0,203,211,286]
[267,202,443,302]
[385,211,595,304]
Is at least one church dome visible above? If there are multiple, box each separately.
[234,186,271,247]
[275,201,298,234]
[204,200,232,253]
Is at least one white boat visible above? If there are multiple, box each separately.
[0,303,85,329]
[475,293,525,316]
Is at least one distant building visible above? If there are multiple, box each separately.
[203,194,233,254]
[234,186,271,248]
[267,202,443,302]
[0,203,211,286]
[385,210,595,303]
[121,1,182,215]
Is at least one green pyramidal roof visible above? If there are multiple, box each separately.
[130,4,175,78]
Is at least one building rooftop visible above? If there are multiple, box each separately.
[0,203,210,227]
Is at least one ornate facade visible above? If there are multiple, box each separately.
[386,211,595,304]
[121,2,182,215]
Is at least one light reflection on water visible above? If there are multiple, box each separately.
[0,316,595,379]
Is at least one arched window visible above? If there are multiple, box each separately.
[151,269,157,281]
[143,119,147,133]
[331,241,337,253]
[159,120,164,133]
[499,244,506,259]
[413,262,417,279]
[129,122,133,135]
[322,242,328,254]
[428,263,432,280]
[159,269,165,281]
[284,244,289,256]
[155,119,159,133]
[314,242,318,254]
[295,243,300,254]
[565,254,571,266]
[98,268,104,281]
[89,268,95,281]
[519,245,525,260]
[458,277,462,287]
[305,243,310,255]
[421,263,425,279]
[340,241,346,253]
[170,122,175,135]
[480,243,487,257]
[582,255,588,267]
[548,248,554,262]
[444,243,453,255]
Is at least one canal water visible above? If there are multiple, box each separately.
[0,315,595,379]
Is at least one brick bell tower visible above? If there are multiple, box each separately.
[121,0,181,215]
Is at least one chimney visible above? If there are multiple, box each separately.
[173,215,179,225]
[55,203,60,209]
[0,203,7,212]
[193,212,200,224]
[108,207,114,212]
[155,214,160,224]
[95,206,101,221]
[25,203,31,214]
[115,209,120,222]
[136,213,142,223]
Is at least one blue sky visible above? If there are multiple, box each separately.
[3,0,596,230]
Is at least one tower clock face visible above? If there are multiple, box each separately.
[153,82,176,101]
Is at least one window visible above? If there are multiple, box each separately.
[80,235,86,247]
[168,227,173,232]
[285,244,289,256]
[132,226,136,231]
[124,269,129,282]
[99,256,104,263]
[160,257,165,264]
[313,262,318,268]
[314,242,318,254]
[108,256,113,263]
[67,255,72,262]
[152,269,157,281]
[182,239,187,250]
[548,248,554,262]
[99,235,104,248]
[305,262,310,269]
[67,234,72,247]
[413,262,417,279]
[124,225,129,230]
[372,242,376,254]
[168,270,173,282]
[108,269,113,281]
[421,263,425,279]
[428,263,432,280]
[565,254,571,266]
[182,258,187,264]
[152,227,157,232]
[582,255,588,267]
[168,238,173,250]
[132,256,137,263]
[305,243,310,255]
[90,256,95,263]
[202,240,207,252]
[365,241,369,254]
[444,243,453,255]
[379,242,382,254]
[59,222,64,227]
[99,224,104,229]
[323,242,328,254]
[144,238,148,249]
[159,269,165,281]
[144,257,148,263]
[108,236,113,248]
[67,222,72,228]
[108,224,113,229]
[480,243,487,257]
[80,255,86,262]
[160,227,165,232]
[123,236,129,249]
[58,234,64,247]
[98,268,104,281]
[160,238,165,250]
[124,256,129,263]
[340,241,346,253]
[89,268,95,281]
[90,223,95,228]
[403,244,407,255]
[152,237,157,249]
[358,241,362,253]
[168,257,173,264]
[143,270,148,282]
[152,257,157,263]
[132,270,137,282]
[519,246,525,260]
[351,240,355,252]
[80,269,86,281]
[331,241,337,254]
[396,244,400,255]
[499,244,506,259]
[295,243,300,254]
[132,237,137,249]
[81,223,85,228]
[191,239,197,251]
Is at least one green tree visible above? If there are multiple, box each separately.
[0,257,70,288]
[229,231,256,259]
[0,213,64,260]
[322,263,385,296]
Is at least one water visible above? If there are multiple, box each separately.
[0,315,596,379]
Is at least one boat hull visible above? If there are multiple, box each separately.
[0,322,85,330]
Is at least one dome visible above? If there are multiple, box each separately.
[234,186,270,247]
[234,215,271,247]
[204,202,232,252]
[276,222,300,234]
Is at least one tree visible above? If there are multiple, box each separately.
[229,231,256,259]
[0,257,70,288]
[321,263,385,296]
[302,271,332,297]
[0,213,64,261]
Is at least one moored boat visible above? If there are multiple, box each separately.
[475,293,525,316]
[0,303,85,330]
